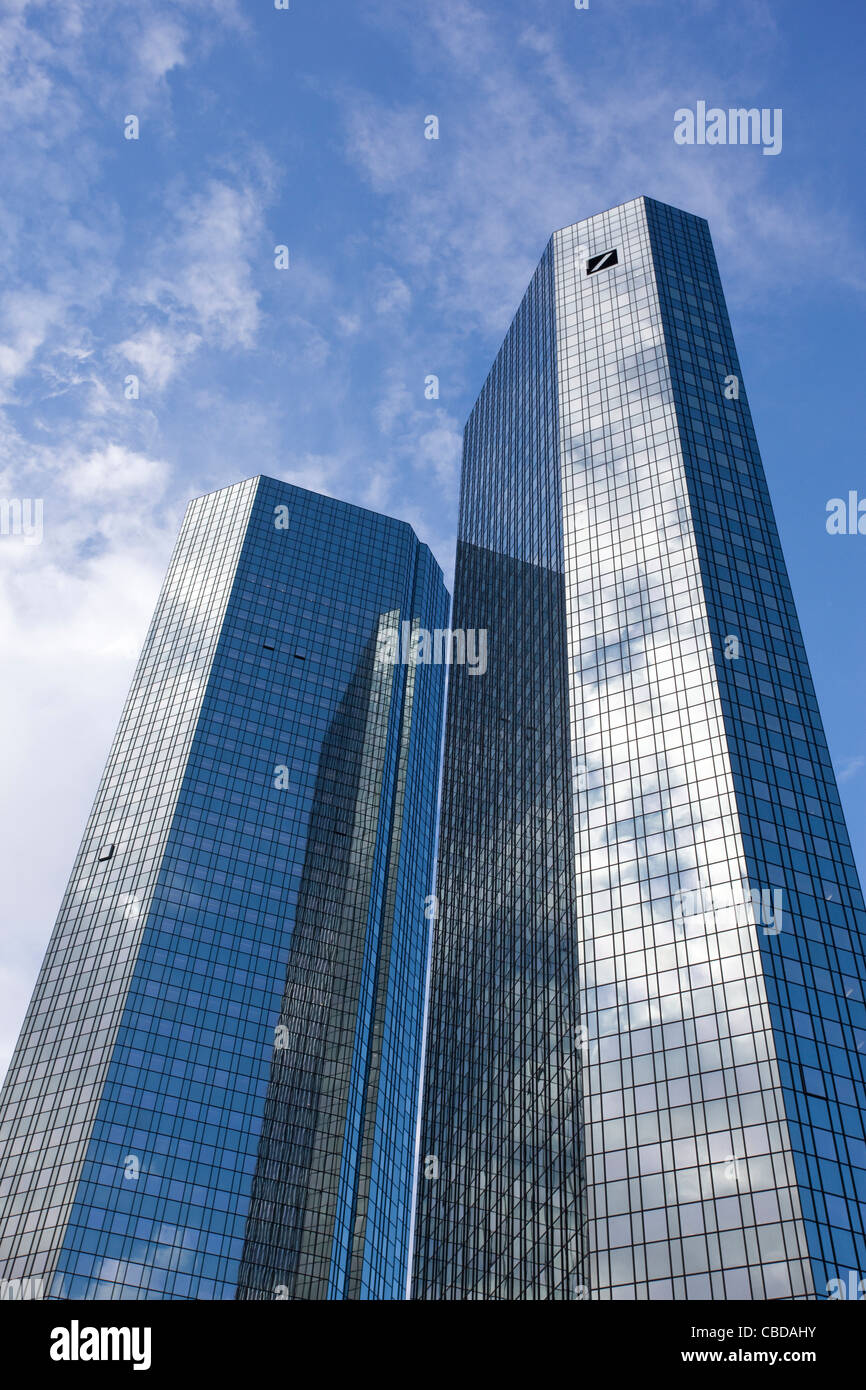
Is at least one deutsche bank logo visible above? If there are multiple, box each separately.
[586,249,618,275]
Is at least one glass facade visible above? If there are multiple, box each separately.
[412,246,585,1299]
[0,476,448,1300]
[414,196,866,1300]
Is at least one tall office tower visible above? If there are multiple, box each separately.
[0,476,448,1301]
[414,196,866,1301]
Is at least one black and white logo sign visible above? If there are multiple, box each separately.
[586,249,618,275]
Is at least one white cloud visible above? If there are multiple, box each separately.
[118,326,202,390]
[63,443,170,500]
[376,373,414,435]
[137,177,269,353]
[374,271,412,316]
[416,419,462,489]
[137,18,187,82]
[0,290,63,396]
[343,96,427,192]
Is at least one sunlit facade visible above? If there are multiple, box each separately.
[414,197,866,1300]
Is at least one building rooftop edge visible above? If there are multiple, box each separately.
[551,194,708,238]
[189,475,448,584]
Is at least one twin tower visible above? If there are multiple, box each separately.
[2,198,865,1301]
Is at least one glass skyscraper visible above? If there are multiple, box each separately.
[414,196,866,1300]
[0,476,448,1300]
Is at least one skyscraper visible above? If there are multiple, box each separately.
[0,476,448,1301]
[414,197,866,1301]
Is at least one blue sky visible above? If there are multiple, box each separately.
[1,0,864,1075]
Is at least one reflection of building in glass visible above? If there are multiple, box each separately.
[0,477,447,1300]
[415,197,866,1300]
